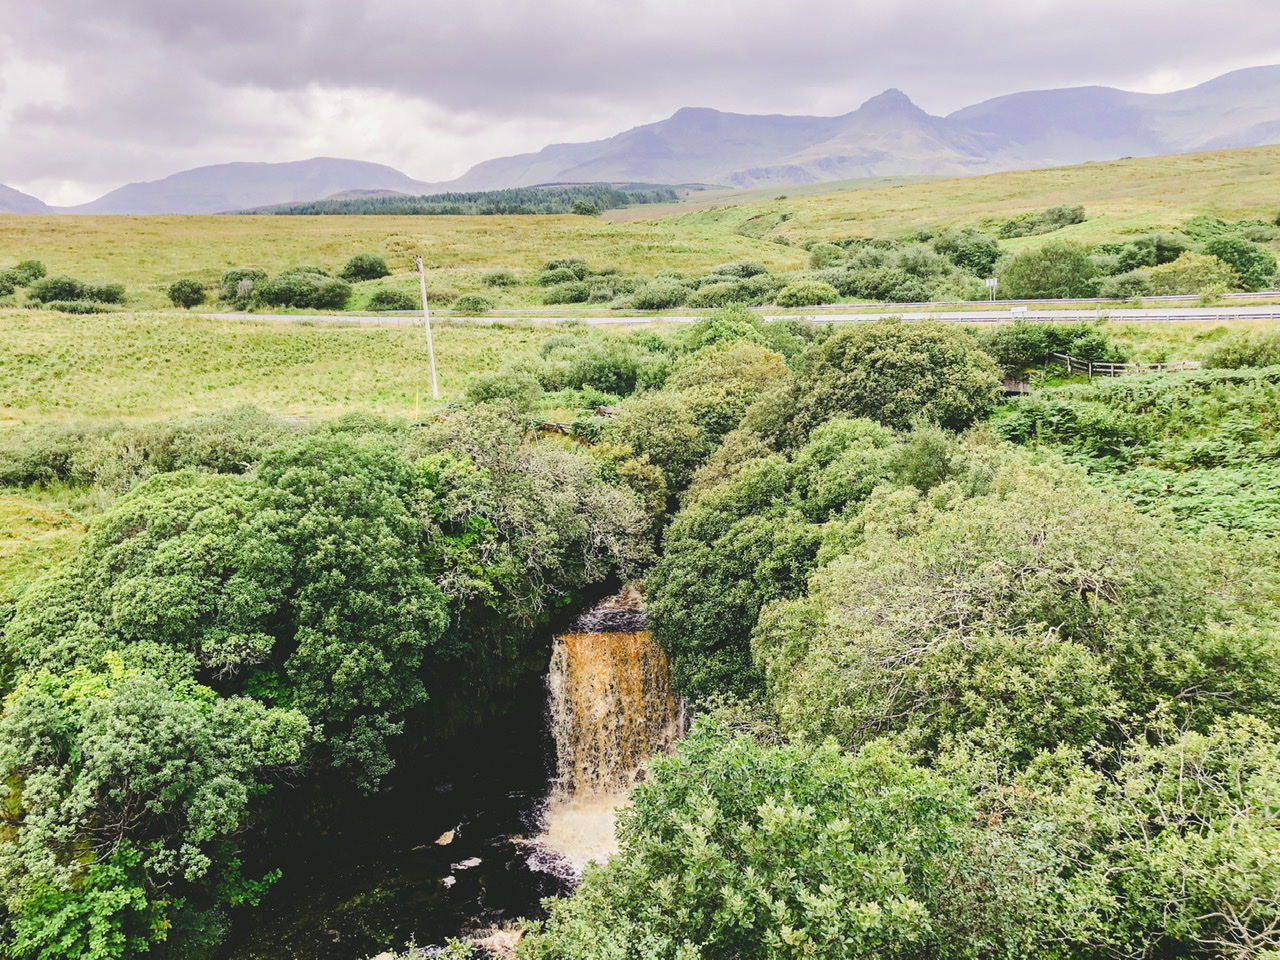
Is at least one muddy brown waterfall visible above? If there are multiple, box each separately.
[539,586,684,872]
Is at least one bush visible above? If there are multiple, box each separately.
[630,281,689,310]
[1146,252,1237,296]
[452,294,494,315]
[1099,270,1151,299]
[338,253,391,282]
[28,275,86,303]
[999,204,1087,238]
[279,265,329,278]
[466,370,543,410]
[482,269,519,287]
[709,261,768,279]
[997,242,1099,299]
[538,267,581,286]
[542,281,591,305]
[13,259,46,284]
[167,279,207,309]
[84,282,126,304]
[932,229,1002,276]
[1204,329,1280,369]
[218,268,268,305]
[0,270,17,297]
[687,281,760,309]
[543,257,589,275]
[775,279,839,307]
[808,243,846,269]
[366,288,418,311]
[34,300,110,314]
[254,273,350,310]
[1203,236,1278,291]
[750,319,1002,444]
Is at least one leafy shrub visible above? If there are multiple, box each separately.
[28,275,86,303]
[998,204,1086,238]
[1204,329,1280,369]
[543,257,590,279]
[278,264,329,278]
[0,270,17,297]
[254,274,351,310]
[1099,270,1151,299]
[628,280,688,311]
[482,269,519,287]
[466,369,543,410]
[83,282,126,304]
[1203,236,1278,291]
[975,320,1128,378]
[218,267,268,305]
[807,243,846,269]
[452,294,494,315]
[687,281,760,309]
[588,276,638,303]
[167,278,207,309]
[932,229,1001,275]
[425,286,460,305]
[749,319,1002,444]
[1146,252,1237,296]
[542,281,591,305]
[709,261,768,279]
[775,279,838,307]
[997,241,1099,299]
[366,288,418,311]
[538,267,581,286]
[13,259,46,284]
[338,253,391,282]
[34,300,110,314]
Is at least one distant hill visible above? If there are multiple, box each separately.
[0,183,51,214]
[448,66,1280,190]
[53,158,434,215]
[9,65,1280,215]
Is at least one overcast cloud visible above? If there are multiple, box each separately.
[3,0,1279,205]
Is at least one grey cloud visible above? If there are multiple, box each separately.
[2,0,1279,200]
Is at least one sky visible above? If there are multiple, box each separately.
[3,0,1280,206]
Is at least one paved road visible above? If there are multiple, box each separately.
[198,304,1280,327]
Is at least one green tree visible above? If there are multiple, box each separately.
[1203,235,1278,291]
[747,319,1001,446]
[997,241,1099,299]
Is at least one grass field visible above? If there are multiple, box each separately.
[0,310,573,423]
[0,145,1277,316]
[666,145,1280,244]
[0,211,806,291]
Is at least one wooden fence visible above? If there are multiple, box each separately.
[1047,353,1201,379]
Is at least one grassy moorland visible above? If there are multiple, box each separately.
[0,211,806,290]
[0,310,587,423]
[668,144,1280,243]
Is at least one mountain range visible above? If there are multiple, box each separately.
[4,65,1280,216]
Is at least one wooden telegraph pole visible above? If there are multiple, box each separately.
[415,256,440,401]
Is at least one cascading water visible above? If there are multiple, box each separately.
[538,586,684,873]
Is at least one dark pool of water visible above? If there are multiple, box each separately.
[218,680,571,960]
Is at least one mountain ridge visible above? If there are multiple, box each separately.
[4,65,1280,215]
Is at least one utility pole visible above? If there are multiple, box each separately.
[415,256,439,401]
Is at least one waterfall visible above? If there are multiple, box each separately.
[537,586,683,873]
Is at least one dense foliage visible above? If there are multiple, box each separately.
[0,410,650,957]
[242,184,680,216]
